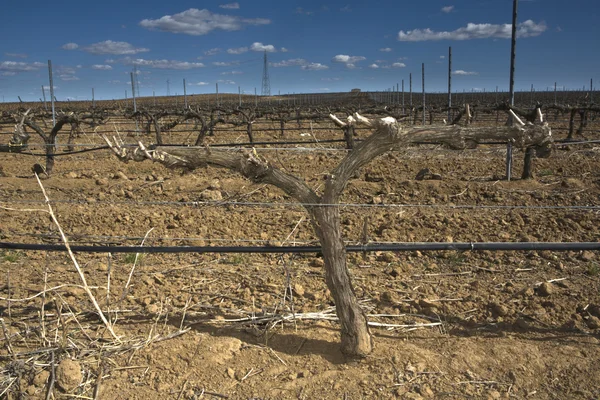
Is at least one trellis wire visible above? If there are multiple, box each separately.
[3,198,599,211]
[1,241,599,254]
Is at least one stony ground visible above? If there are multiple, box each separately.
[0,117,599,399]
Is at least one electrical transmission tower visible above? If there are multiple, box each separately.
[133,65,141,97]
[166,79,170,96]
[261,50,271,96]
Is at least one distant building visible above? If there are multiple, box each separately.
[351,88,361,93]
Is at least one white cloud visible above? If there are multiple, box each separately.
[92,64,113,70]
[398,20,547,41]
[219,2,239,9]
[379,48,392,52]
[453,70,478,75]
[0,61,44,74]
[332,54,366,69]
[295,7,313,15]
[213,61,240,67]
[57,66,77,74]
[191,81,210,85]
[217,79,235,84]
[440,55,446,59]
[250,42,276,52]
[62,43,79,50]
[270,59,328,70]
[108,80,121,84]
[220,70,243,75]
[227,47,248,54]
[59,74,79,81]
[369,63,379,69]
[139,8,270,36]
[271,58,306,67]
[441,5,455,13]
[121,57,205,69]
[321,77,340,81]
[391,62,406,68]
[84,40,149,55]
[5,53,27,58]
[204,48,221,56]
[281,47,289,52]
[301,63,328,71]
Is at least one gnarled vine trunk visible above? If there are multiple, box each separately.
[101,113,552,357]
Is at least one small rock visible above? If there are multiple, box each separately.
[95,178,109,186]
[364,173,384,182]
[537,282,554,297]
[520,287,535,297]
[372,196,383,204]
[146,303,160,314]
[305,292,322,301]
[209,179,221,189]
[514,317,529,330]
[498,232,510,240]
[56,359,82,392]
[226,368,236,379]
[200,190,222,201]
[298,370,310,378]
[309,258,324,268]
[419,385,434,398]
[415,168,430,181]
[377,253,394,263]
[293,284,305,297]
[65,171,78,179]
[581,251,596,262]
[586,316,600,330]
[33,370,50,387]
[488,390,501,400]
[380,291,396,303]
[490,302,509,317]
[561,178,584,189]
[115,171,129,180]
[386,268,401,278]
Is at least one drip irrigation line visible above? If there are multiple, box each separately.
[2,198,600,211]
[1,241,598,254]
[0,146,110,157]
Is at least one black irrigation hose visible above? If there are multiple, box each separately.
[1,241,598,254]
[0,146,110,157]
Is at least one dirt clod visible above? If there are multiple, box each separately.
[56,359,82,392]
[586,316,600,330]
[538,282,555,296]
[32,370,50,387]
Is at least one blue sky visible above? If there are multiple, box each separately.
[0,0,598,101]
